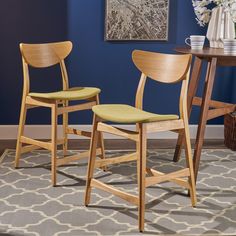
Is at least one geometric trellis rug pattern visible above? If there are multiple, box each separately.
[0,149,236,236]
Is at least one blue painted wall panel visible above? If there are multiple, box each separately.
[67,0,235,125]
[0,0,234,125]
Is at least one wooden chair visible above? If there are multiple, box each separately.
[15,41,105,186]
[84,50,197,232]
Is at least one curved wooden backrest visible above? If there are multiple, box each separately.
[20,41,73,68]
[132,50,192,83]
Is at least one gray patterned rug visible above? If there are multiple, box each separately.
[0,149,235,236]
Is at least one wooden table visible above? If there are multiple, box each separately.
[173,47,236,181]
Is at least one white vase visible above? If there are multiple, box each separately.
[207,6,235,48]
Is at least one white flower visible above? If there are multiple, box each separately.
[200,11,211,23]
[192,0,236,25]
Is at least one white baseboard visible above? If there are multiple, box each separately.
[0,125,224,140]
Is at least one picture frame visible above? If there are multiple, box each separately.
[105,0,169,41]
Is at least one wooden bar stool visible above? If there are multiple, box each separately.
[85,50,197,232]
[15,41,105,186]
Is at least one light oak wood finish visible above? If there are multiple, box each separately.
[94,152,137,168]
[20,136,52,150]
[63,100,69,156]
[146,168,190,189]
[51,104,57,186]
[91,179,139,205]
[20,139,64,154]
[20,42,72,68]
[145,168,190,187]
[66,128,92,138]
[56,149,102,167]
[0,139,226,157]
[57,101,97,115]
[60,59,69,157]
[97,122,139,142]
[85,115,100,206]
[95,95,107,172]
[137,123,147,232]
[173,47,236,181]
[146,120,184,133]
[132,50,191,83]
[85,50,197,232]
[15,41,105,186]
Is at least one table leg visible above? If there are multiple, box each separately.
[173,57,203,162]
[193,58,217,179]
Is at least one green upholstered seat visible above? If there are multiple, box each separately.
[92,104,179,124]
[29,87,101,101]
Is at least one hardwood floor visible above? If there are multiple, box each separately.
[0,139,226,156]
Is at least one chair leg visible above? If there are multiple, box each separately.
[137,123,147,232]
[15,101,27,168]
[85,115,99,206]
[95,95,106,171]
[98,132,106,171]
[183,126,197,207]
[51,104,58,186]
[63,101,68,156]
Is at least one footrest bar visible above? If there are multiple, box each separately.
[20,136,52,150]
[56,148,102,166]
[95,152,137,168]
[91,179,139,206]
[146,168,190,187]
[67,128,92,138]
[21,139,64,154]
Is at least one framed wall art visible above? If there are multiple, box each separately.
[105,0,169,41]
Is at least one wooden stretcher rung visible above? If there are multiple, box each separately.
[145,168,190,187]
[146,119,184,133]
[91,179,139,206]
[207,106,236,121]
[193,96,235,109]
[26,96,55,108]
[56,148,102,166]
[67,128,91,138]
[21,139,64,154]
[171,129,181,133]
[97,122,139,141]
[20,136,52,150]
[146,168,190,189]
[57,101,96,115]
[95,152,137,168]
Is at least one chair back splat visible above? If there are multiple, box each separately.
[19,41,72,94]
[133,50,192,115]
[132,50,192,83]
[20,41,72,68]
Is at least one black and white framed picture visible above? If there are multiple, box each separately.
[105,0,169,41]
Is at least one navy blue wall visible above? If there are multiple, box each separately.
[0,0,68,124]
[0,0,234,125]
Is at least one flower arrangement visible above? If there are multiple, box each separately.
[192,0,236,26]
